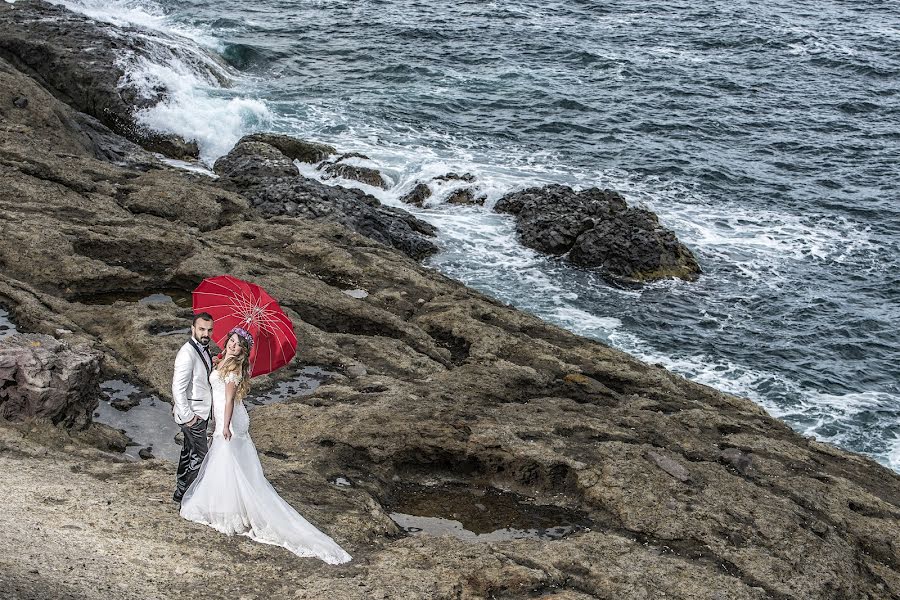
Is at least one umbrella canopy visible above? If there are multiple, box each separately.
[192,275,297,377]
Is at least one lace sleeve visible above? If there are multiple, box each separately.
[223,371,243,385]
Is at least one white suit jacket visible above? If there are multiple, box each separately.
[171,339,213,424]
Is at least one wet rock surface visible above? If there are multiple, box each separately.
[213,139,299,182]
[399,182,432,207]
[213,140,438,259]
[0,3,899,600]
[241,133,336,164]
[0,0,209,159]
[318,152,389,189]
[495,184,702,282]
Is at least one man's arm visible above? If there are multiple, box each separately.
[171,346,196,425]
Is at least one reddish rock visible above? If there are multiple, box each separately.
[0,333,101,428]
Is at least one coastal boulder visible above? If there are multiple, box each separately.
[400,182,432,207]
[241,176,438,260]
[213,140,299,184]
[319,153,390,189]
[211,141,437,259]
[445,188,485,206]
[0,333,102,428]
[495,185,701,282]
[242,133,336,164]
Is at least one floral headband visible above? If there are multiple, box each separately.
[229,326,254,348]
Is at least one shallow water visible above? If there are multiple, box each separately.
[0,307,18,340]
[93,369,333,462]
[95,379,183,462]
[388,482,590,542]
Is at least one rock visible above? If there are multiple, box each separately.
[237,174,438,260]
[71,422,130,452]
[345,364,367,379]
[400,183,432,207]
[241,133,336,164]
[144,136,200,162]
[209,141,435,259]
[110,396,140,412]
[138,447,154,460]
[720,447,753,475]
[434,172,476,183]
[12,94,27,109]
[445,188,485,206]
[0,333,101,428]
[645,450,692,483]
[115,170,249,232]
[319,153,389,189]
[213,140,299,183]
[494,184,701,283]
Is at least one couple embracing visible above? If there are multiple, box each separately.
[171,312,351,564]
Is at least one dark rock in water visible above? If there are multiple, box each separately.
[110,396,140,412]
[0,333,101,428]
[400,183,432,207]
[211,141,436,259]
[445,188,485,206]
[318,153,389,189]
[242,133,336,164]
[434,172,476,183]
[495,184,701,283]
[213,140,298,183]
[12,95,27,109]
[0,0,213,159]
[243,176,438,260]
[138,447,154,460]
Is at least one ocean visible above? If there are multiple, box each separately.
[44,0,900,469]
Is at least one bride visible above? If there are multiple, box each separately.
[179,326,351,564]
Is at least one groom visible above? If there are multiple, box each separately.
[171,312,215,503]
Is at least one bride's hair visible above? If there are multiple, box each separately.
[218,332,251,401]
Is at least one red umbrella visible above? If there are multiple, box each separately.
[192,275,297,377]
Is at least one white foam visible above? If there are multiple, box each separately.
[888,435,900,472]
[156,155,217,177]
[136,90,272,164]
[49,0,273,163]
[46,0,219,49]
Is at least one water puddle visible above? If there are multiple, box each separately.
[72,289,192,307]
[245,366,336,409]
[92,367,336,461]
[388,482,590,542]
[94,379,182,462]
[0,307,19,340]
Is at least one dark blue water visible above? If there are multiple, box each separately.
[54,0,900,468]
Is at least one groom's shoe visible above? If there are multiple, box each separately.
[172,491,183,504]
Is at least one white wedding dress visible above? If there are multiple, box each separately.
[179,369,351,564]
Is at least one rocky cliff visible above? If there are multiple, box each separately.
[1,2,899,599]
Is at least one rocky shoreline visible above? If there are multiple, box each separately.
[1,2,900,599]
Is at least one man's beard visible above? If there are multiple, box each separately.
[196,335,210,346]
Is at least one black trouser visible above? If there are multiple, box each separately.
[174,416,209,501]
